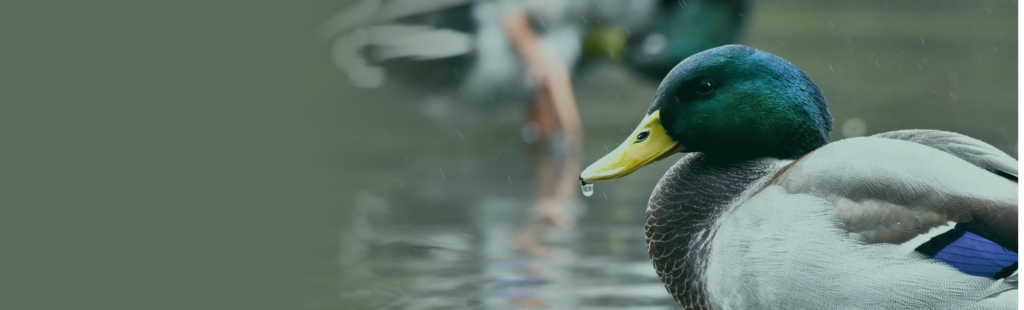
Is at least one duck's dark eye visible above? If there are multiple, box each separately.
[635,130,650,143]
[696,80,714,95]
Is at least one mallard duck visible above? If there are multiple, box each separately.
[580,45,1018,309]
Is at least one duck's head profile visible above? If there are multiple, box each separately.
[581,44,833,182]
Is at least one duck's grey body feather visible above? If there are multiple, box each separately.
[706,186,1015,309]
[777,134,1017,249]
[647,130,1018,309]
[873,129,1018,180]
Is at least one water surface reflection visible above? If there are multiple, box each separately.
[340,189,675,309]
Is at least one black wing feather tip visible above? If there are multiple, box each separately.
[994,262,1018,279]
[915,226,967,257]
[986,168,1018,182]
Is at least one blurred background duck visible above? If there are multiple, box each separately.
[320,0,748,133]
[583,0,748,82]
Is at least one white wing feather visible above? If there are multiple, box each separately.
[365,25,473,61]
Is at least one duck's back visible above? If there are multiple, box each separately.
[646,130,1017,309]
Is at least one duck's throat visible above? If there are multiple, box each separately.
[645,153,777,309]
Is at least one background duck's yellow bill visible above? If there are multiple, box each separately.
[580,110,684,182]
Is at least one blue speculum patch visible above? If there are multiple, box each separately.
[932,232,1017,278]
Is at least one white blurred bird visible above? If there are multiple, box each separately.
[320,0,660,121]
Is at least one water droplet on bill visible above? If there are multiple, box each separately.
[580,177,594,197]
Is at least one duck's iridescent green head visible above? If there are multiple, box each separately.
[581,45,832,182]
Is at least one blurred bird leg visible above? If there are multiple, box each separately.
[503,10,583,240]
[502,11,583,147]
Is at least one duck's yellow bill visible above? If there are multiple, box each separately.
[580,110,685,182]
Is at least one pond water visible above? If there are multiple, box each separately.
[290,0,1017,309]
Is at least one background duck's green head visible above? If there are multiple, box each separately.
[582,45,832,182]
[625,0,748,81]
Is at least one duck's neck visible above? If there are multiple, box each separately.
[692,122,831,162]
[775,124,831,160]
[645,153,780,309]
